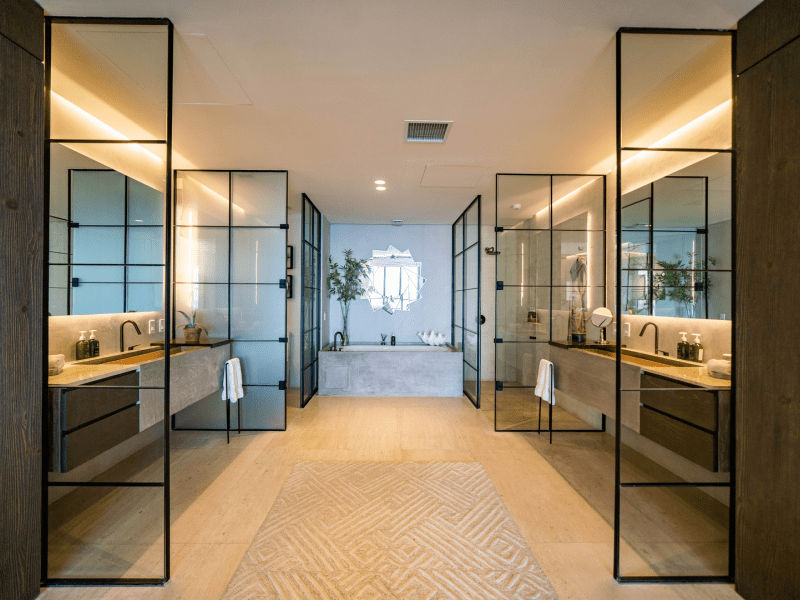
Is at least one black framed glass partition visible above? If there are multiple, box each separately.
[301,193,321,408]
[171,170,288,433]
[452,196,481,407]
[615,28,735,584]
[44,17,174,586]
[494,174,607,434]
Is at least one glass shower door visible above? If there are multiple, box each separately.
[452,196,481,407]
[301,194,321,407]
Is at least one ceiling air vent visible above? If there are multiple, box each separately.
[405,120,452,143]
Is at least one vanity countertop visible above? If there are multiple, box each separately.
[48,347,202,387]
[565,346,731,389]
[150,338,232,348]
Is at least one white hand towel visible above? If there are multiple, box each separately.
[48,354,65,376]
[222,358,245,403]
[534,359,555,405]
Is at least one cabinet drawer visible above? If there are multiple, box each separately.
[640,373,717,431]
[61,403,140,472]
[62,371,140,430]
[640,406,717,471]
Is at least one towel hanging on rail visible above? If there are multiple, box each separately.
[222,358,244,403]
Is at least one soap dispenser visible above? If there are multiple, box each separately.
[88,329,100,357]
[677,332,689,360]
[691,334,704,363]
[76,331,90,360]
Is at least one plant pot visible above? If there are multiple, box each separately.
[571,332,586,344]
[183,327,203,343]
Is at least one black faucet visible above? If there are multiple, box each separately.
[120,320,142,352]
[333,331,344,352]
[639,322,669,356]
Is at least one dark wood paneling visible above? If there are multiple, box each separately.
[737,0,800,74]
[0,0,43,60]
[736,11,800,599]
[640,373,718,431]
[0,5,43,598]
[640,407,716,472]
[62,405,140,472]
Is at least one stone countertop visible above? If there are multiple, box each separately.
[568,347,731,390]
[48,347,201,387]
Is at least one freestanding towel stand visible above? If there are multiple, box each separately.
[536,392,553,444]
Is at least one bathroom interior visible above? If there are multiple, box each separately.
[43,18,736,590]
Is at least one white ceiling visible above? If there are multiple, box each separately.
[40,0,759,224]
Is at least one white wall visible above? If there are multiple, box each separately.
[328,225,451,344]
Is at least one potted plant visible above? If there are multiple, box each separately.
[327,249,368,345]
[177,310,203,343]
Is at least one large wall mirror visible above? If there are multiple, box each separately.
[361,245,425,314]
[621,153,731,319]
[48,145,165,316]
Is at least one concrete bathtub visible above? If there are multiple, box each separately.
[318,344,463,397]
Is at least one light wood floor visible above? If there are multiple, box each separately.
[40,394,741,600]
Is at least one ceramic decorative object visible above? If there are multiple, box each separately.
[417,331,447,346]
[183,327,203,343]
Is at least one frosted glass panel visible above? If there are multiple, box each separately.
[175,171,229,226]
[128,179,163,225]
[72,283,124,315]
[231,285,286,340]
[231,342,285,385]
[240,386,285,429]
[72,265,124,282]
[72,227,124,264]
[174,283,228,338]
[175,227,228,283]
[127,227,164,265]
[127,283,162,312]
[72,171,125,225]
[231,229,285,284]
[231,172,286,226]
[127,266,163,283]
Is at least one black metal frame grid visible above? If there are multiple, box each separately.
[493,173,608,436]
[170,170,288,435]
[300,194,322,408]
[59,169,165,314]
[42,16,174,587]
[614,26,736,584]
[451,195,482,408]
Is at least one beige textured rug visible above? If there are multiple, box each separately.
[222,462,560,599]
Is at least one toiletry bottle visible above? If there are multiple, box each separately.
[391,334,396,346]
[88,329,100,357]
[76,331,90,360]
[691,334,704,362]
[677,332,689,360]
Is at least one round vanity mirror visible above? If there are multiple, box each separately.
[590,307,613,328]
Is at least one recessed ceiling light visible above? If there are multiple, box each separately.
[375,180,385,185]
[376,186,386,191]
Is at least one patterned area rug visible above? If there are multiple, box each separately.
[221,462,560,599]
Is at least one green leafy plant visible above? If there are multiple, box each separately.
[327,249,369,343]
[177,310,198,330]
[653,252,716,318]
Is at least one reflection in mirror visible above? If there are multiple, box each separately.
[621,153,731,319]
[48,145,165,316]
[361,246,425,314]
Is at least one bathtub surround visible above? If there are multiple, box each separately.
[328,225,451,344]
[319,344,462,396]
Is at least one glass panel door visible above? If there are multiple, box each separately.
[301,194,321,407]
[452,196,481,407]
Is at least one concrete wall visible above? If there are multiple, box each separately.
[328,224,451,344]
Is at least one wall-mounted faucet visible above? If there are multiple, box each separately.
[120,320,141,352]
[639,322,669,356]
[333,331,344,352]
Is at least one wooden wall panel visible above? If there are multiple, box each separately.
[736,2,800,597]
[0,5,43,598]
[0,0,43,60]
[737,0,800,74]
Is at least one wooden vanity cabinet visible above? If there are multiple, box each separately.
[48,371,141,473]
[639,372,730,472]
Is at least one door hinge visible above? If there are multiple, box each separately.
[278,381,286,390]
[71,277,80,287]
[279,337,288,343]
[280,223,289,229]
[495,381,504,391]
[496,281,504,290]
[279,279,287,288]
[494,338,503,344]
[495,226,504,233]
